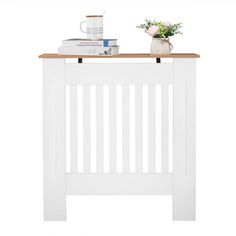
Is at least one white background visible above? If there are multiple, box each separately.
[0,0,236,235]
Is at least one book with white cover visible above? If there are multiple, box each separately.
[62,38,117,47]
[58,45,119,56]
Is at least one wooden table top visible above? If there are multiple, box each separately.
[39,53,200,59]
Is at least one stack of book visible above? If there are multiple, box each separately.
[58,38,119,56]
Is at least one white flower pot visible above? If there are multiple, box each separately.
[150,38,173,54]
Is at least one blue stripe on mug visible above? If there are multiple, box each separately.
[103,39,108,47]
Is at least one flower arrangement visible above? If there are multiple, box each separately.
[137,19,182,38]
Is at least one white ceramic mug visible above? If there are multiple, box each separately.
[80,15,103,40]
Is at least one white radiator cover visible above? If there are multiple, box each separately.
[42,58,196,221]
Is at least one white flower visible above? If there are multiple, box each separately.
[147,25,159,36]
[162,21,172,27]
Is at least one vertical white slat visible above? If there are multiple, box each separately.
[70,86,78,173]
[83,85,91,173]
[96,86,104,173]
[173,58,196,220]
[168,85,173,173]
[135,85,143,173]
[122,85,130,173]
[43,59,66,220]
[148,85,156,173]
[161,85,169,173]
[109,86,117,173]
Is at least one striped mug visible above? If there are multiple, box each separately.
[80,15,103,40]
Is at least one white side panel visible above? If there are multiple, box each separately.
[66,173,173,195]
[43,59,66,221]
[65,63,173,85]
[173,58,196,221]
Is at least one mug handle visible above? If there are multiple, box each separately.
[80,21,87,33]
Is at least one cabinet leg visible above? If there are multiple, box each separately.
[173,59,196,220]
[43,59,66,221]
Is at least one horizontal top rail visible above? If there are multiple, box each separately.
[39,53,200,59]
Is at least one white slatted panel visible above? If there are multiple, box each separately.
[122,86,130,173]
[70,86,78,173]
[68,71,172,175]
[161,85,169,173]
[83,86,91,173]
[135,85,143,173]
[109,86,117,173]
[96,86,104,173]
[148,85,156,173]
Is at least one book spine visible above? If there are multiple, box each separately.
[66,42,103,46]
[102,39,117,47]
[58,46,119,56]
[62,40,117,47]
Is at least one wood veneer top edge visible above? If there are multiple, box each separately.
[39,53,200,58]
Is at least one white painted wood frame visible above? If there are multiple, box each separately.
[42,57,197,221]
[173,58,196,220]
[43,59,66,220]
